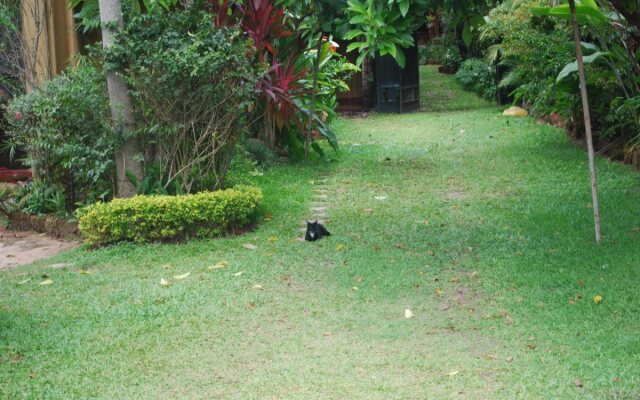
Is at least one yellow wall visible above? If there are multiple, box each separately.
[21,0,79,88]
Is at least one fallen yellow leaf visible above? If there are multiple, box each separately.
[160,278,169,287]
[447,370,459,377]
[252,284,264,290]
[242,243,258,250]
[404,309,414,318]
[267,236,278,242]
[38,279,53,286]
[232,271,244,277]
[173,272,191,280]
[336,244,345,251]
[208,261,228,270]
[593,295,603,304]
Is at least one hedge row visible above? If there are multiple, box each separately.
[77,186,262,246]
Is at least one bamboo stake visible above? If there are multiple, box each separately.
[569,0,602,242]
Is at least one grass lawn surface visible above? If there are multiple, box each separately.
[1,67,639,399]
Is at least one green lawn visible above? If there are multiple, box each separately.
[1,72,639,398]
[420,65,493,112]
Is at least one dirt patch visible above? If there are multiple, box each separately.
[0,225,79,269]
[444,191,467,200]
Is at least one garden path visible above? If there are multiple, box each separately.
[0,225,78,269]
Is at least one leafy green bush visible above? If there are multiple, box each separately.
[440,47,463,73]
[0,182,17,217]
[6,60,114,215]
[419,38,456,65]
[105,8,262,193]
[77,186,263,246]
[455,59,496,100]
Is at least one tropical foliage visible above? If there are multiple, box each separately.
[5,60,115,216]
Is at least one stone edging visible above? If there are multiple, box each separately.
[8,211,79,240]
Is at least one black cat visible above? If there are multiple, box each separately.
[305,220,330,241]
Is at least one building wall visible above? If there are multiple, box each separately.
[20,0,79,88]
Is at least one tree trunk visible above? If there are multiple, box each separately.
[305,33,324,160]
[98,0,143,198]
[569,0,603,243]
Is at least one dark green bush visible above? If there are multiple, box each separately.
[104,8,262,193]
[455,59,496,100]
[440,48,463,73]
[419,38,457,65]
[77,186,263,246]
[6,60,114,215]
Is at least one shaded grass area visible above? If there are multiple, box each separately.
[1,107,640,396]
[420,65,493,112]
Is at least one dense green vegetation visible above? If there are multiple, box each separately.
[78,186,263,246]
[1,69,639,396]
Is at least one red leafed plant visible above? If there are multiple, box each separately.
[239,0,293,62]
[210,0,307,149]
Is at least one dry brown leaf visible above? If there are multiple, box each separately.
[323,332,332,337]
[574,379,583,388]
[447,370,459,377]
[528,344,537,350]
[505,356,513,363]
[242,244,258,250]
[252,284,264,290]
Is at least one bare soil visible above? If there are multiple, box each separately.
[0,224,79,269]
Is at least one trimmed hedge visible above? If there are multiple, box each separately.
[77,186,262,246]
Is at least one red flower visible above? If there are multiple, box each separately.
[14,111,22,121]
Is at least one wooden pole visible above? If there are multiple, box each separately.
[569,0,602,242]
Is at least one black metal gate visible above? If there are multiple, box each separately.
[374,44,420,113]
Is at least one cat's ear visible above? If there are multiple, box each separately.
[306,220,310,224]
[314,220,318,224]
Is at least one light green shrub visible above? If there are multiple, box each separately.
[77,186,262,247]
